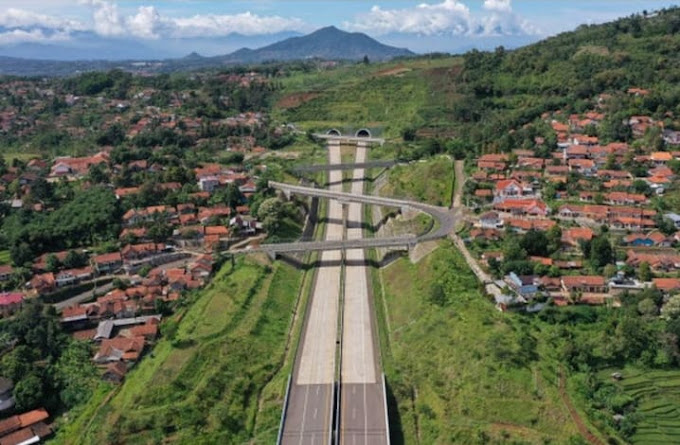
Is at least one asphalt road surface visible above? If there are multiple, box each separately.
[340,141,389,444]
[281,141,343,445]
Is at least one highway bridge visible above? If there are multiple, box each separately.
[235,235,416,255]
[269,180,455,240]
[292,160,399,173]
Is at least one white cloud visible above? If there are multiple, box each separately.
[483,0,512,13]
[348,0,471,36]
[0,28,71,45]
[0,8,85,31]
[169,12,308,37]
[82,0,306,39]
[346,0,539,36]
[126,6,162,39]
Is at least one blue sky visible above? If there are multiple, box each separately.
[0,1,677,57]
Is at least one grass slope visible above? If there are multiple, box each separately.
[54,257,302,444]
[276,58,461,138]
[373,244,581,444]
[380,156,454,206]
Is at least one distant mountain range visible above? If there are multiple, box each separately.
[0,26,414,77]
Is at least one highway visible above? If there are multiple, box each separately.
[340,141,389,444]
[280,140,342,445]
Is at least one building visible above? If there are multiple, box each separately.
[0,293,24,317]
[561,276,608,294]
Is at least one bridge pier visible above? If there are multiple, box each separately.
[267,250,278,261]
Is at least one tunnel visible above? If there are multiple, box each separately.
[355,128,371,138]
[327,128,341,136]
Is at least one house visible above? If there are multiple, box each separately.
[199,176,220,193]
[93,336,145,364]
[0,266,12,282]
[623,231,670,247]
[561,227,594,248]
[30,273,55,294]
[506,272,539,298]
[121,243,163,262]
[604,192,648,206]
[653,278,680,294]
[493,199,549,217]
[650,151,673,165]
[102,362,127,384]
[469,228,502,242]
[0,293,24,317]
[0,408,51,444]
[55,267,93,288]
[205,226,229,237]
[93,252,123,274]
[561,276,608,294]
[494,179,532,199]
[480,211,503,229]
[568,158,596,176]
[505,218,556,232]
[665,213,680,229]
[627,250,680,272]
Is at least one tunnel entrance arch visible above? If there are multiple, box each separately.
[355,128,371,138]
[327,128,341,136]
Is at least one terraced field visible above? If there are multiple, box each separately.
[604,369,680,444]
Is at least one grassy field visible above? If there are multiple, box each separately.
[380,155,454,206]
[54,256,303,444]
[0,250,10,265]
[372,243,582,443]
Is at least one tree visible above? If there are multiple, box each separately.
[13,373,44,411]
[638,261,652,282]
[638,298,659,317]
[662,295,680,320]
[54,341,98,408]
[88,163,109,184]
[362,55,370,65]
[63,250,87,269]
[429,282,448,307]
[589,236,613,270]
[520,230,549,257]
[0,345,35,383]
[45,253,61,273]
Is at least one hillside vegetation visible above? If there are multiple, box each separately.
[55,257,303,444]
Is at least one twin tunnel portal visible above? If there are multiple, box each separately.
[267,131,451,444]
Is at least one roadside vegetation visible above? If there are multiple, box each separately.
[54,256,303,444]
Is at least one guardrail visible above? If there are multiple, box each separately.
[382,373,391,445]
[276,374,293,445]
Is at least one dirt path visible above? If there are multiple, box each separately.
[559,369,605,445]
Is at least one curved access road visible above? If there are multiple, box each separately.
[268,180,455,241]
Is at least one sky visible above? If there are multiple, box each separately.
[0,0,677,58]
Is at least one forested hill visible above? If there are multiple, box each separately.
[444,7,680,153]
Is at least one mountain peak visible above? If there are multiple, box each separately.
[217,26,414,64]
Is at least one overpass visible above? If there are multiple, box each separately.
[292,160,399,173]
[235,235,416,256]
[268,180,455,240]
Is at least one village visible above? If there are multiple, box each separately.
[0,70,292,443]
[462,87,680,310]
